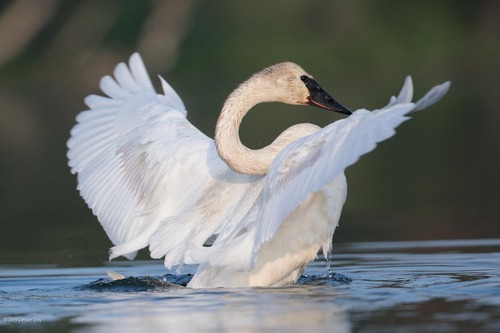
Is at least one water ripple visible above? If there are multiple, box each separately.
[1,239,499,333]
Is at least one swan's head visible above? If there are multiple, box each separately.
[254,62,352,115]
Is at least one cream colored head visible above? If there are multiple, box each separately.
[231,62,352,114]
[249,62,313,105]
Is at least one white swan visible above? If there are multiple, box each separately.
[67,53,449,288]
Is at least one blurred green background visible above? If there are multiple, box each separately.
[0,0,498,266]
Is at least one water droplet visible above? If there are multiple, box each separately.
[325,247,334,277]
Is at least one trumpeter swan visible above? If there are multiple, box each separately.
[67,53,449,288]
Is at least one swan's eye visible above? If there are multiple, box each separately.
[300,75,309,83]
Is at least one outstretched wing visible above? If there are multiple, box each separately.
[67,53,242,262]
[202,77,450,269]
[255,77,450,248]
[256,77,450,246]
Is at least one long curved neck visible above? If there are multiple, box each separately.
[214,78,317,176]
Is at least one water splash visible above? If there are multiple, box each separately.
[162,273,193,286]
[297,247,352,286]
[297,272,351,286]
[82,276,185,292]
[299,245,352,285]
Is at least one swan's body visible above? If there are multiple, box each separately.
[67,53,449,288]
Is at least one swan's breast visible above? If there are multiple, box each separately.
[249,174,347,286]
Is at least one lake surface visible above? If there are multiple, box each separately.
[1,239,499,333]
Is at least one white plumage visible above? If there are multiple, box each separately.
[67,53,449,288]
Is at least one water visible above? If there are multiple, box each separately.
[1,239,499,333]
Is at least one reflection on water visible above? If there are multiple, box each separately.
[1,239,499,333]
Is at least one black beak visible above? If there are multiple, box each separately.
[302,76,352,115]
